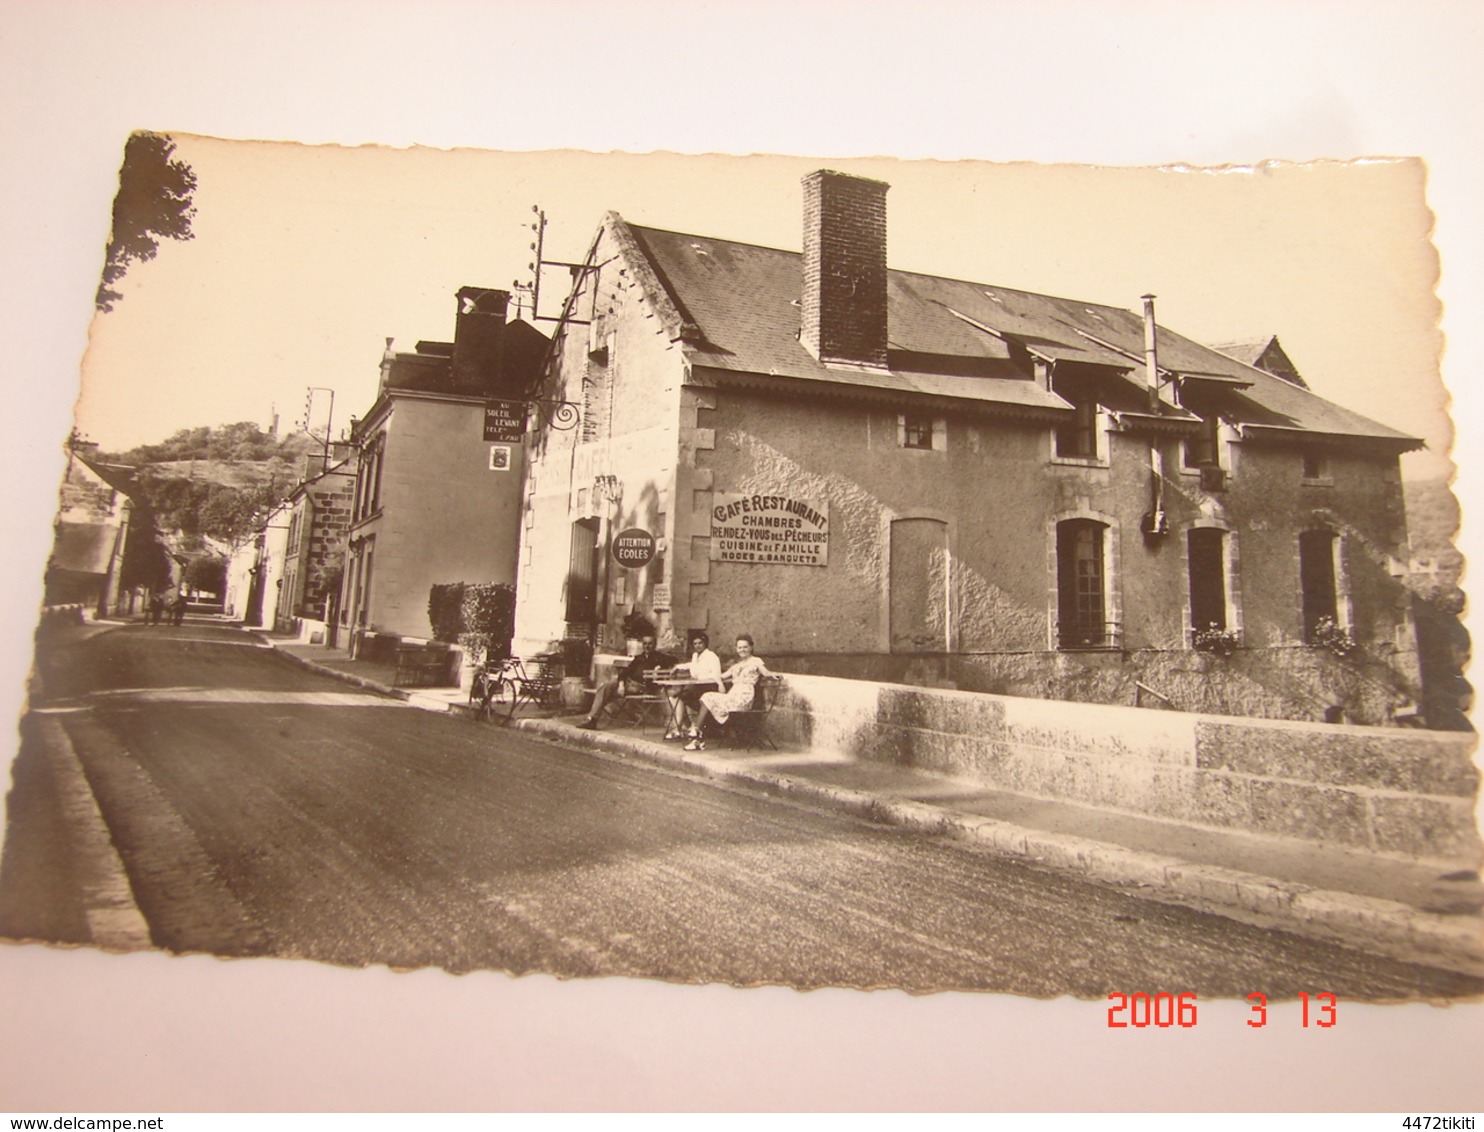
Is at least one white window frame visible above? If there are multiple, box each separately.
[897,411,947,452]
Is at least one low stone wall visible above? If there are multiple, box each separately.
[769,673,1480,865]
[291,616,329,646]
[775,644,1419,727]
[37,604,87,631]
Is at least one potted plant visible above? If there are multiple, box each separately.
[558,636,595,707]
[1311,616,1358,658]
[620,609,656,655]
[1192,623,1240,657]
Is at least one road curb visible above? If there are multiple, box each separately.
[257,636,417,703]
[259,634,475,715]
[33,715,152,951]
[255,638,1484,977]
[510,716,1484,978]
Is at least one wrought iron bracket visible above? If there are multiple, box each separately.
[531,397,581,431]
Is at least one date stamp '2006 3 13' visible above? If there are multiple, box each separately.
[1105,992,1337,1028]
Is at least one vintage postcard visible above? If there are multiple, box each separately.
[3,141,1478,1022]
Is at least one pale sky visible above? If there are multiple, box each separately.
[78,143,1450,480]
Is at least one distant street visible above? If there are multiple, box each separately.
[3,622,1481,999]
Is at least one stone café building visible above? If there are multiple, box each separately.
[514,169,1427,727]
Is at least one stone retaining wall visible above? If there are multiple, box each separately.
[769,674,1480,864]
[777,644,1418,727]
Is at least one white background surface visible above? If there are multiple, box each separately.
[1,0,1481,1113]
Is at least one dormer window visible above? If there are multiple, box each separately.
[1183,413,1221,470]
[1055,395,1099,460]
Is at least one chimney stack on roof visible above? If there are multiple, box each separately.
[1141,293,1161,410]
[800,170,890,369]
[453,286,510,394]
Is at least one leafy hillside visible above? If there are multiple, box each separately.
[102,423,322,548]
[109,420,311,466]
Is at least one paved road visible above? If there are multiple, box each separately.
[4,622,1481,999]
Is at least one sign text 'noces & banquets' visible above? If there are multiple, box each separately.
[710,492,829,566]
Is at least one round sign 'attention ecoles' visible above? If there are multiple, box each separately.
[611,528,657,568]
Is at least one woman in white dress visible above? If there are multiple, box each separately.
[685,634,772,751]
[667,632,724,740]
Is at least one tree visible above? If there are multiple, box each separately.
[119,525,173,594]
[194,483,280,543]
[95,132,198,312]
[184,555,228,597]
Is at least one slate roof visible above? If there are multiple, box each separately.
[626,224,1067,416]
[1212,339,1268,367]
[622,220,1416,448]
[1213,335,1310,391]
[77,456,140,496]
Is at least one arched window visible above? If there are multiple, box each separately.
[1299,528,1340,641]
[1057,518,1111,648]
[889,517,950,653]
[1188,527,1227,633]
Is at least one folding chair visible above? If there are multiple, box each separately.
[719,675,783,751]
[509,656,565,717]
[608,668,671,733]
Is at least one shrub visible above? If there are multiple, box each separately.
[429,581,516,662]
[427,583,465,644]
[462,583,515,641]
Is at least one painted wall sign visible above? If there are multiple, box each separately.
[483,400,527,442]
[611,527,657,568]
[710,492,829,566]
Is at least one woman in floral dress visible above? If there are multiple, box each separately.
[685,634,772,751]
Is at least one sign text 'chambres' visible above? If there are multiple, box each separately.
[710,492,829,566]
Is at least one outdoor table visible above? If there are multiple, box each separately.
[651,674,725,736]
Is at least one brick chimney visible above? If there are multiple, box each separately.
[453,286,510,394]
[801,170,890,369]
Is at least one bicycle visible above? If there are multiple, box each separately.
[468,656,524,723]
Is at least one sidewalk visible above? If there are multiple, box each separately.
[257,629,1484,977]
[262,634,472,712]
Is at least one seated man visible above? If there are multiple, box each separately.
[575,635,676,730]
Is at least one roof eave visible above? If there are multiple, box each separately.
[1238,423,1423,453]
[695,365,1074,422]
[1110,410,1203,436]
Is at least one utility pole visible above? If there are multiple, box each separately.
[302,386,336,469]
